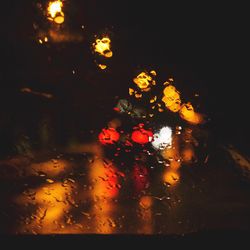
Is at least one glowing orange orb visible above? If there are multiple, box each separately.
[131,129,153,144]
[98,128,120,145]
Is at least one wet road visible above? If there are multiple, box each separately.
[1,115,250,235]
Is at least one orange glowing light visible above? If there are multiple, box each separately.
[47,1,64,24]
[163,170,180,186]
[90,159,119,199]
[181,146,195,163]
[133,71,156,91]
[179,102,203,124]
[93,37,113,58]
[139,196,153,209]
[138,196,153,234]
[162,85,181,112]
[15,182,72,234]
[89,158,119,233]
[161,147,181,170]
[98,128,120,145]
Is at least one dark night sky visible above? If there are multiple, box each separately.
[1,0,249,153]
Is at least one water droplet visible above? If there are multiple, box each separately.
[23,189,36,197]
[67,178,75,183]
[155,212,162,216]
[87,156,94,164]
[51,159,58,164]
[204,155,209,164]
[108,218,116,228]
[157,160,165,164]
[176,126,182,130]
[46,178,54,184]
[37,171,47,177]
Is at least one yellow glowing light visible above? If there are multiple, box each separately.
[133,72,155,91]
[150,96,157,103]
[162,85,181,112]
[179,102,203,124]
[47,1,64,24]
[54,15,64,24]
[129,88,134,95]
[89,158,118,234]
[48,1,62,18]
[15,182,71,234]
[93,37,113,58]
[150,70,157,76]
[162,96,181,112]
[35,182,70,205]
[135,93,143,98]
[163,85,179,97]
[35,183,71,233]
[98,64,107,70]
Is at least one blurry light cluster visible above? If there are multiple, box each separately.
[128,72,204,124]
[162,82,181,112]
[38,36,49,44]
[98,128,120,145]
[131,123,154,144]
[98,123,154,146]
[92,37,113,58]
[98,121,175,164]
[129,70,157,99]
[97,120,199,190]
[92,35,113,70]
[162,80,203,124]
[47,0,65,24]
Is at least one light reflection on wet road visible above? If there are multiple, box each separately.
[1,127,250,235]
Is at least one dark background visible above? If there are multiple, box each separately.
[1,0,249,155]
[0,1,250,244]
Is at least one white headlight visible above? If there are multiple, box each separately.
[151,126,172,150]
